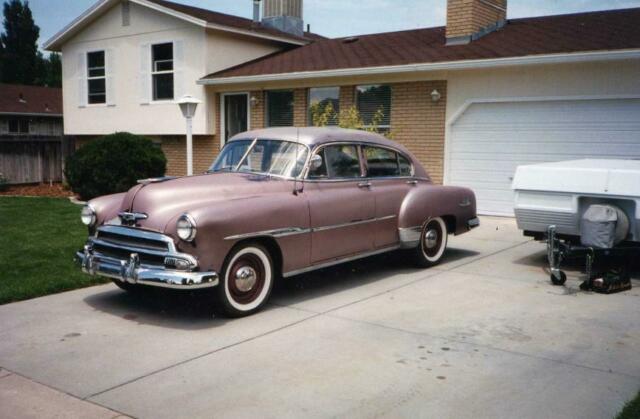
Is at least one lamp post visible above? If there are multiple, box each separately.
[177,95,201,176]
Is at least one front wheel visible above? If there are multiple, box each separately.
[411,217,448,268]
[215,243,274,317]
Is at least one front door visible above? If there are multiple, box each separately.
[223,94,248,144]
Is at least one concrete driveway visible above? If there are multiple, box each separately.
[1,217,639,419]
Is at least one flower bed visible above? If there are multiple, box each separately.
[0,182,74,198]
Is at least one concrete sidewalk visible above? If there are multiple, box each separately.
[0,368,128,419]
[0,217,638,418]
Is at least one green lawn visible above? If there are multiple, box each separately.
[0,197,107,305]
[618,392,640,419]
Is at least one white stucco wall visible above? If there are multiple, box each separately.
[61,1,283,136]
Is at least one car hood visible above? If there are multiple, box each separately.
[118,172,293,232]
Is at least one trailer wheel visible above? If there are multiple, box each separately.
[550,271,567,286]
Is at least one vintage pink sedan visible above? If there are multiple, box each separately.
[77,127,478,316]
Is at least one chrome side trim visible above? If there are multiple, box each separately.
[283,245,401,278]
[224,215,397,241]
[398,226,422,249]
[225,227,313,241]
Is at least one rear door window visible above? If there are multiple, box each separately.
[364,146,400,177]
[309,144,361,179]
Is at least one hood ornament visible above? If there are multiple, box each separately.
[118,212,148,226]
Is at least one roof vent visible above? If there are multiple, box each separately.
[343,37,359,44]
[18,93,26,104]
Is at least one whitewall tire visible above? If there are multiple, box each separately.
[216,244,274,317]
[412,217,448,267]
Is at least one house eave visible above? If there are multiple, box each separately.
[0,112,63,118]
[44,0,308,52]
[198,49,640,86]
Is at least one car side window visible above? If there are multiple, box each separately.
[398,154,413,176]
[309,144,361,179]
[364,146,400,177]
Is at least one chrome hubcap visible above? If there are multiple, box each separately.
[234,266,257,292]
[425,229,439,249]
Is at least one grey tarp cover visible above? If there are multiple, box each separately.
[580,205,629,248]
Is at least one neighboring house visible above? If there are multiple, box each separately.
[0,84,66,184]
[45,0,640,215]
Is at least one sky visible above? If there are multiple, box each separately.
[20,0,640,49]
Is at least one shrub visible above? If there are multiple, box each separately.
[65,132,167,200]
[0,173,8,191]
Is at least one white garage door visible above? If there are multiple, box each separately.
[448,98,640,216]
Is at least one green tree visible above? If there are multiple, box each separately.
[0,0,40,85]
[44,52,61,87]
[310,102,390,137]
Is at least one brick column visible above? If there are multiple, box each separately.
[391,80,447,184]
[250,90,265,130]
[293,88,308,127]
[340,86,355,111]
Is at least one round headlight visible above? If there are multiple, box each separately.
[81,204,96,226]
[176,214,197,242]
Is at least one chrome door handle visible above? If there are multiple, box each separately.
[406,180,418,185]
[358,182,372,188]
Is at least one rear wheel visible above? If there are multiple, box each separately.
[215,244,274,317]
[411,217,448,268]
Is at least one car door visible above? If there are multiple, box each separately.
[305,143,376,263]
[362,145,416,248]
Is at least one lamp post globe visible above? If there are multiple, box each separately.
[177,95,202,176]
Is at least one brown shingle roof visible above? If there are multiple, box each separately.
[203,7,640,80]
[0,84,63,116]
[145,0,325,43]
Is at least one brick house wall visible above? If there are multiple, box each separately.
[209,80,447,183]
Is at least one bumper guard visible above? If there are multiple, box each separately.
[75,245,219,290]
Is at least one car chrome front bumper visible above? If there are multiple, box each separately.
[75,246,219,290]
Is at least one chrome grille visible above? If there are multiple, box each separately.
[92,226,174,266]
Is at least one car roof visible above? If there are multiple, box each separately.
[229,127,404,150]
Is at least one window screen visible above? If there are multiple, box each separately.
[266,91,294,127]
[308,87,339,126]
[364,146,399,177]
[309,145,361,179]
[356,85,391,128]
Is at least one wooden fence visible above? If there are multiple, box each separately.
[0,136,74,184]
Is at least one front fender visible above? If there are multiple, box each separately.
[89,193,127,228]
[398,184,477,235]
[168,193,310,274]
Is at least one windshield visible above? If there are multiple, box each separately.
[210,139,309,178]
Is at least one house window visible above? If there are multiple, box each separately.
[356,85,391,129]
[8,119,29,134]
[266,90,294,127]
[152,43,174,101]
[308,87,340,126]
[87,51,106,104]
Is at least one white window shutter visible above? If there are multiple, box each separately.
[105,48,116,106]
[139,44,151,104]
[173,40,185,99]
[77,52,87,108]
